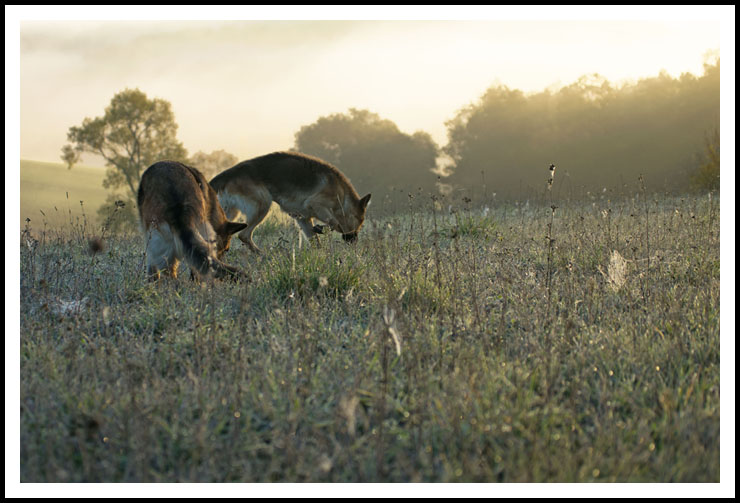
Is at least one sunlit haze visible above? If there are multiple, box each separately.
[19,16,721,166]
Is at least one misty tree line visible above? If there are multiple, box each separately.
[62,59,720,227]
[444,60,720,200]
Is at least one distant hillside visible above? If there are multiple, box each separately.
[20,160,111,229]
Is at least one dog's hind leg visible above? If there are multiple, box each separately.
[145,225,179,282]
[237,200,271,254]
[164,258,180,279]
[218,190,265,253]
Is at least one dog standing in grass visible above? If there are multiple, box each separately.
[209,151,371,253]
[137,161,248,281]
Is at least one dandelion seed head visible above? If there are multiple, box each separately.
[606,250,628,291]
[319,455,333,474]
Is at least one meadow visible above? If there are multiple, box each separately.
[18,186,720,483]
[20,160,109,229]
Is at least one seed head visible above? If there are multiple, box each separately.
[88,236,105,255]
[547,164,556,190]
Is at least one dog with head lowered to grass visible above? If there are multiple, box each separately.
[137,160,248,281]
[209,151,371,253]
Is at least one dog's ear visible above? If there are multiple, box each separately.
[224,221,248,235]
[359,194,371,209]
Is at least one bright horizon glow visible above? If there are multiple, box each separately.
[19,18,720,166]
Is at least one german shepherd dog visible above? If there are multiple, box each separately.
[209,152,371,253]
[137,161,248,281]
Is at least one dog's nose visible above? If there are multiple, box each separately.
[342,231,358,243]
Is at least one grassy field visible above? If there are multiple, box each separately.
[18,189,720,483]
[20,160,109,228]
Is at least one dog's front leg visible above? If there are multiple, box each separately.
[294,216,323,247]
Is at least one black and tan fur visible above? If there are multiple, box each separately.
[137,161,248,281]
[209,152,371,253]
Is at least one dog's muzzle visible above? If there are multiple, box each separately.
[342,231,358,243]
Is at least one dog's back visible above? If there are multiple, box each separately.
[210,151,357,199]
[138,161,247,280]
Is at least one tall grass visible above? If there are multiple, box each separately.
[19,191,720,482]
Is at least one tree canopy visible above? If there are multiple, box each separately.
[444,59,720,200]
[63,88,188,200]
[690,126,720,192]
[294,108,441,211]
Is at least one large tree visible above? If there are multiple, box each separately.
[294,108,441,211]
[63,88,188,229]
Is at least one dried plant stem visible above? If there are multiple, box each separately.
[639,175,650,304]
[375,327,389,480]
[430,195,444,317]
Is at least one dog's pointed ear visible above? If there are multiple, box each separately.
[359,193,371,209]
[224,221,248,235]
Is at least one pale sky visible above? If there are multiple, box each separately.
[17,10,723,166]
